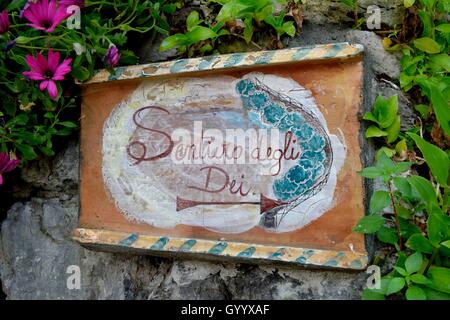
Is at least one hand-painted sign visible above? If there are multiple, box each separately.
[75,43,368,269]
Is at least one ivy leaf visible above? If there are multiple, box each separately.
[406,286,427,300]
[370,190,390,214]
[406,233,434,254]
[408,133,449,186]
[386,277,405,295]
[413,37,441,54]
[353,215,385,234]
[405,252,423,274]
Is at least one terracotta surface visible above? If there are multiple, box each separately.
[79,58,365,253]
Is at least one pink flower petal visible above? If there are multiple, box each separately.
[3,159,20,173]
[47,50,60,73]
[53,58,72,80]
[25,54,44,75]
[39,80,49,91]
[23,71,45,81]
[36,52,49,71]
[47,80,58,98]
[0,174,3,185]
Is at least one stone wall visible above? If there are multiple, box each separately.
[0,1,412,300]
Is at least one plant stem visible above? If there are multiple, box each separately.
[387,179,404,250]
[424,247,439,274]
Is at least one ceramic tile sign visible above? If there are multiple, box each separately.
[75,43,369,270]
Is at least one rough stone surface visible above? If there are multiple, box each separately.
[0,166,367,299]
[303,0,404,28]
[0,8,415,300]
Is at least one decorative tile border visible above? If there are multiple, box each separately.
[73,228,368,270]
[82,42,364,85]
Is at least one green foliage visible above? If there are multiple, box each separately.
[394,0,450,135]
[357,0,450,299]
[0,0,175,164]
[160,10,228,55]
[160,0,299,55]
[363,95,401,144]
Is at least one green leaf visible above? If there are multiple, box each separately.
[361,289,385,300]
[405,252,423,274]
[442,240,450,249]
[186,11,201,31]
[408,133,449,186]
[410,274,432,285]
[363,111,378,123]
[366,125,388,138]
[353,215,385,234]
[403,0,416,8]
[428,210,450,247]
[422,286,450,300]
[377,226,399,245]
[429,54,450,72]
[407,175,438,207]
[58,121,78,128]
[426,266,450,294]
[186,26,217,43]
[160,34,187,51]
[430,83,450,136]
[406,286,427,300]
[392,161,413,175]
[399,218,422,238]
[358,167,384,179]
[393,177,413,198]
[406,233,435,254]
[435,23,450,33]
[71,66,91,82]
[386,277,405,295]
[282,21,296,37]
[16,144,38,161]
[386,116,401,143]
[413,37,441,54]
[376,147,396,159]
[372,95,398,128]
[394,266,408,276]
[370,190,391,214]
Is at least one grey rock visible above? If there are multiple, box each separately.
[0,196,368,299]
[345,30,401,80]
[20,140,79,193]
[136,34,179,64]
[303,0,404,28]
[289,26,401,79]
